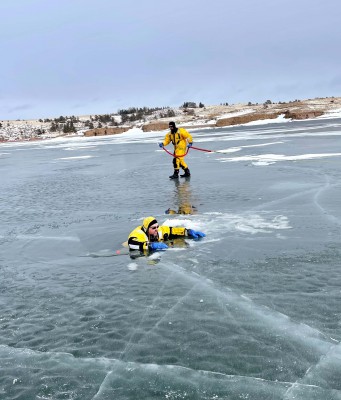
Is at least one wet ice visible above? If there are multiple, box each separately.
[1,116,341,399]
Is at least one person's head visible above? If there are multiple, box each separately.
[169,121,177,133]
[142,216,159,240]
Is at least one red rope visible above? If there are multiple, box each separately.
[190,145,213,153]
[162,147,189,158]
[162,145,213,158]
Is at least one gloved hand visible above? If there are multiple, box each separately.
[158,142,164,148]
[149,242,168,251]
[187,229,206,239]
[187,142,193,148]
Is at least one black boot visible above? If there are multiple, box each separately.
[180,168,191,178]
[169,170,179,179]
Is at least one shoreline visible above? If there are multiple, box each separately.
[1,96,341,143]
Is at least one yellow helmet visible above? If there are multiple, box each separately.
[142,216,158,233]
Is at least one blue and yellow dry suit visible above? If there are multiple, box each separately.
[128,216,188,253]
[162,125,193,177]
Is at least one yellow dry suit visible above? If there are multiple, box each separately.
[128,216,188,253]
[162,128,193,172]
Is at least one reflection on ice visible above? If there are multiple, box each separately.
[219,152,341,165]
[55,155,97,160]
[217,140,286,154]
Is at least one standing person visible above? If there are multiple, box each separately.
[128,216,205,254]
[159,121,193,179]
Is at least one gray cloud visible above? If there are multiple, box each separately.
[1,0,341,120]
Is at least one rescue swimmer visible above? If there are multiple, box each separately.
[159,121,193,179]
[128,216,205,254]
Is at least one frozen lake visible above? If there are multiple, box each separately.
[1,115,341,399]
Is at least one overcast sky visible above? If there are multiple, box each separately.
[1,0,340,120]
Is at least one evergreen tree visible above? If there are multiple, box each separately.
[50,122,57,132]
[63,123,68,133]
[62,121,76,133]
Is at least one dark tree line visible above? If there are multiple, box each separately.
[181,102,205,108]
[44,101,206,133]
[118,106,165,116]
[90,114,117,124]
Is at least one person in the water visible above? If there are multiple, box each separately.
[128,216,205,253]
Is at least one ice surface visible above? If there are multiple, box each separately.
[1,116,341,399]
